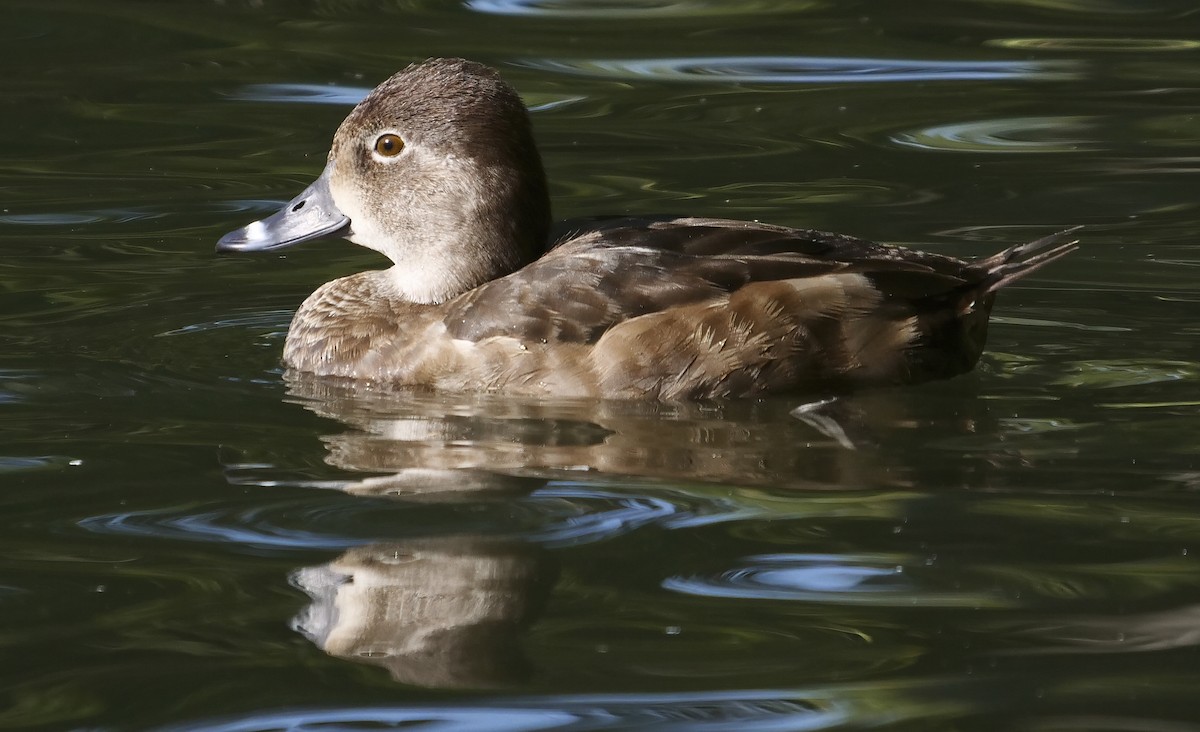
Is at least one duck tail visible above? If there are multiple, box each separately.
[973,226,1081,294]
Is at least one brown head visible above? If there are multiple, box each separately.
[217,58,551,303]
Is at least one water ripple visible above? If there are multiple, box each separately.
[0,207,167,226]
[76,502,362,553]
[155,690,850,731]
[988,37,1200,52]
[0,369,40,404]
[468,0,802,18]
[158,310,292,337]
[528,484,753,547]
[521,56,1079,83]
[230,83,369,105]
[0,201,265,229]
[0,456,82,473]
[232,83,584,113]
[0,212,101,226]
[665,553,1008,607]
[74,483,754,553]
[891,116,1098,153]
[1052,359,1196,389]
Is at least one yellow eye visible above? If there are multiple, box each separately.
[374,133,404,157]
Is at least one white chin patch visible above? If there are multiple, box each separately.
[346,229,386,255]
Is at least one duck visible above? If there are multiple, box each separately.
[217,57,1077,400]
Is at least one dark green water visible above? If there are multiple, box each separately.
[4,1,1200,730]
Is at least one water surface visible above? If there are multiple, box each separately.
[3,1,1199,730]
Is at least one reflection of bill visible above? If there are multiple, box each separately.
[291,538,555,689]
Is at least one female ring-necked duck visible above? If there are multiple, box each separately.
[218,57,1076,400]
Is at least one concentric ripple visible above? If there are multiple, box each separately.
[467,0,801,18]
[232,83,584,113]
[891,116,1098,153]
[521,56,1079,83]
[154,690,851,731]
[76,501,367,553]
[527,483,755,547]
[74,482,758,553]
[665,553,1009,607]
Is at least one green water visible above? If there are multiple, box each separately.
[3,1,1200,730]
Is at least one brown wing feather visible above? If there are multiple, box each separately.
[442,217,989,345]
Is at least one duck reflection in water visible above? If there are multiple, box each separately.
[281,375,865,687]
[292,537,554,689]
[276,373,1005,688]
[284,371,893,497]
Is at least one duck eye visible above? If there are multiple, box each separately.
[374,133,404,157]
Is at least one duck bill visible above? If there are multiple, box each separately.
[216,168,350,253]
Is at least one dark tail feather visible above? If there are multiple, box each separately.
[972,226,1080,294]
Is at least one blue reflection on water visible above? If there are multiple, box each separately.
[233,84,583,113]
[74,483,755,553]
[155,690,847,731]
[529,484,757,547]
[227,54,1075,117]
[0,455,77,473]
[753,561,898,592]
[467,0,745,17]
[665,553,907,602]
[77,507,358,552]
[231,83,368,105]
[664,553,1007,607]
[521,56,1079,83]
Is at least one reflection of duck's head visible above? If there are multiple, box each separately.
[219,58,1076,399]
[291,538,554,689]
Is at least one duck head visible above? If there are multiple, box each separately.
[217,58,551,304]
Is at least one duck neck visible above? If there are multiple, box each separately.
[366,156,551,305]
